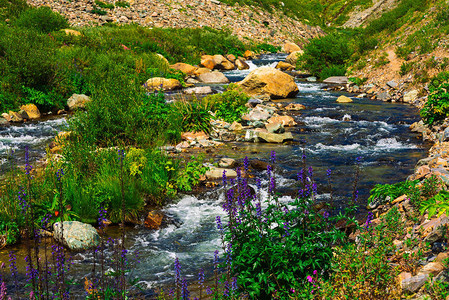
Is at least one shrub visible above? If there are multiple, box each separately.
[0,0,29,20]
[368,180,418,206]
[95,0,114,9]
[175,98,212,134]
[420,82,449,126]
[90,6,108,15]
[299,32,352,79]
[253,43,280,53]
[204,85,249,123]
[115,1,130,8]
[13,6,68,34]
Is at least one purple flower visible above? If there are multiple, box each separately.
[174,257,181,287]
[269,176,276,194]
[282,221,290,237]
[216,216,223,233]
[365,211,373,231]
[118,149,125,162]
[231,277,238,292]
[256,178,262,190]
[222,169,227,186]
[326,169,332,177]
[198,269,204,287]
[267,165,272,178]
[255,202,262,218]
[270,150,276,164]
[181,277,190,300]
[56,168,64,181]
[243,156,249,173]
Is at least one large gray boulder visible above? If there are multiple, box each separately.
[323,76,348,85]
[53,221,100,251]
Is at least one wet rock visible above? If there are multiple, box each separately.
[66,94,91,111]
[144,211,164,229]
[247,98,264,107]
[205,167,237,180]
[267,115,297,127]
[285,103,305,111]
[242,106,272,122]
[8,111,23,122]
[420,216,449,244]
[183,86,213,95]
[145,78,182,91]
[245,130,259,142]
[235,58,250,70]
[275,61,295,71]
[336,95,353,103]
[194,68,211,77]
[377,91,391,101]
[219,158,236,168]
[53,221,100,251]
[170,63,197,75]
[256,131,293,143]
[323,76,348,85]
[401,273,429,293]
[410,120,427,133]
[226,54,236,63]
[0,117,9,126]
[20,104,41,120]
[282,41,301,54]
[1,113,11,122]
[285,51,302,65]
[306,76,317,82]
[265,122,285,133]
[243,50,255,59]
[250,159,269,170]
[238,66,299,99]
[213,55,235,70]
[198,71,229,84]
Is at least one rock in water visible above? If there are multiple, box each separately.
[53,221,100,251]
[282,41,302,54]
[256,132,293,143]
[238,66,299,99]
[67,94,91,110]
[336,95,353,103]
[198,71,230,84]
[20,104,41,120]
[285,51,303,65]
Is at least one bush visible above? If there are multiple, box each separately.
[204,85,249,123]
[368,180,418,206]
[95,0,114,9]
[298,32,352,79]
[0,0,29,20]
[420,82,449,126]
[115,1,130,8]
[13,6,68,34]
[175,98,212,134]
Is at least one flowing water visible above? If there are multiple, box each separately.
[0,54,429,297]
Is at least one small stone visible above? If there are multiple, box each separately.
[401,273,429,293]
[404,90,419,103]
[386,80,398,88]
[285,103,305,111]
[419,262,445,276]
[256,131,293,143]
[265,122,285,133]
[336,95,353,103]
[183,86,213,95]
[323,76,348,85]
[229,121,243,131]
[205,167,237,180]
[144,211,164,229]
[377,92,391,101]
[267,115,297,126]
[67,94,91,110]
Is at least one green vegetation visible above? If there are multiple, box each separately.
[115,1,130,8]
[298,32,352,79]
[368,180,418,205]
[95,0,115,9]
[205,85,250,123]
[420,81,449,126]
[13,6,68,33]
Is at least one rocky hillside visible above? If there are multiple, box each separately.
[26,0,324,45]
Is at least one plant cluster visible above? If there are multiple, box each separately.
[204,85,249,123]
[420,81,449,126]
[368,179,418,206]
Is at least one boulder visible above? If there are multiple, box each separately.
[218,158,236,168]
[200,55,216,70]
[256,131,293,143]
[53,221,100,251]
[18,109,29,120]
[20,104,41,120]
[250,159,269,170]
[242,106,272,122]
[1,113,11,122]
[336,95,353,103]
[229,121,243,131]
[386,80,398,88]
[183,86,213,95]
[419,262,445,276]
[198,71,229,84]
[267,116,297,127]
[213,55,235,70]
[145,78,182,91]
[235,59,250,70]
[265,122,285,133]
[67,94,91,110]
[323,76,348,85]
[0,117,9,126]
[226,54,236,62]
[205,167,237,180]
[275,61,295,71]
[404,90,419,103]
[194,68,211,76]
[243,50,255,59]
[285,51,303,65]
[401,274,429,293]
[285,103,305,111]
[377,92,391,101]
[283,41,301,54]
[170,63,197,75]
[62,29,82,36]
[144,211,164,229]
[8,111,23,122]
[237,67,299,99]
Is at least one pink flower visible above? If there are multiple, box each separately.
[313,270,317,275]
[307,275,313,283]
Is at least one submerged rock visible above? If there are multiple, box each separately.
[256,131,293,143]
[53,221,100,251]
[145,211,164,230]
[323,76,348,85]
[336,95,353,103]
